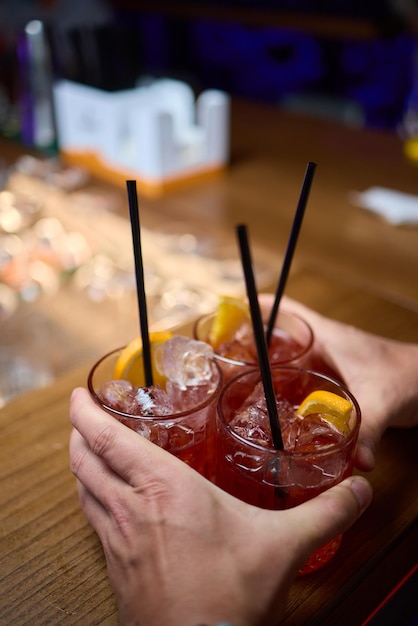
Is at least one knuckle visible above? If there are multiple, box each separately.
[110,497,133,534]
[90,423,115,458]
[70,447,88,477]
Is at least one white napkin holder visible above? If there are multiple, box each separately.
[53,78,230,195]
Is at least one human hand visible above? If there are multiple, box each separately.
[70,387,371,626]
[259,294,418,471]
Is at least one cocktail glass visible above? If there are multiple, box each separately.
[194,306,314,382]
[215,365,361,574]
[87,340,223,480]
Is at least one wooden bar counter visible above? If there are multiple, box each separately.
[0,100,417,624]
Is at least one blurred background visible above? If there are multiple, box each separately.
[0,0,418,144]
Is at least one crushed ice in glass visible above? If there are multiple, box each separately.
[217,339,255,363]
[98,380,174,416]
[289,414,343,451]
[230,382,344,451]
[229,382,294,448]
[216,321,303,364]
[216,319,255,362]
[98,335,218,417]
[154,335,215,389]
[133,386,175,416]
[98,380,138,414]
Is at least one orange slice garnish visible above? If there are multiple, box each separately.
[113,331,173,386]
[297,390,353,435]
[208,295,250,348]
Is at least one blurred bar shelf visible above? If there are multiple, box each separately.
[114,1,386,40]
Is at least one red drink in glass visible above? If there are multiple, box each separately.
[215,365,360,574]
[88,337,222,479]
[194,306,315,381]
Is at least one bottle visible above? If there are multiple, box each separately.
[17,20,56,151]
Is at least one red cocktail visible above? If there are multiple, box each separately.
[88,335,222,479]
[194,306,314,381]
[215,365,360,574]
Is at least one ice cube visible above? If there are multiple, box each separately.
[131,386,175,417]
[98,379,137,413]
[217,338,255,363]
[230,382,294,447]
[294,414,344,452]
[154,335,215,389]
[98,380,175,417]
[166,380,217,413]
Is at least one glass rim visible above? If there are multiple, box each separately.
[217,364,361,457]
[193,307,315,366]
[87,346,224,421]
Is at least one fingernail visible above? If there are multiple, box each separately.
[348,475,373,513]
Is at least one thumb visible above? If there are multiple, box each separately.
[355,430,379,473]
[284,475,372,559]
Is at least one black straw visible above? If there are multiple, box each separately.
[266,161,317,344]
[126,180,153,387]
[236,224,283,450]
